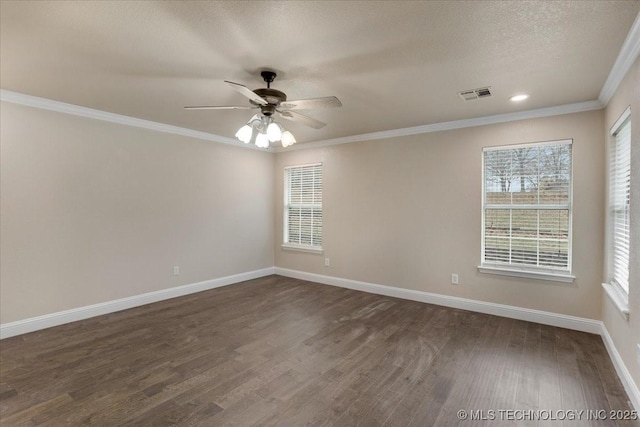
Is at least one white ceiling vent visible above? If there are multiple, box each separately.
[458,86,493,101]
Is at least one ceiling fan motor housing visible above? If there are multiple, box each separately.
[253,88,287,116]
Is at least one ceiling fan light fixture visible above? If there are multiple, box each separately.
[235,114,295,148]
[281,131,296,148]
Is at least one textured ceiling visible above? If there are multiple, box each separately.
[1,1,639,145]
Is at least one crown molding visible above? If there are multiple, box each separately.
[275,100,603,152]
[1,89,602,154]
[0,89,269,151]
[599,12,640,105]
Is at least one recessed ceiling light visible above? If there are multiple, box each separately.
[510,94,529,102]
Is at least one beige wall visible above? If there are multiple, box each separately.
[275,110,605,320]
[0,98,612,326]
[603,56,640,392]
[0,102,274,323]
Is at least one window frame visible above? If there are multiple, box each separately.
[478,139,575,283]
[282,162,323,254]
[602,106,631,319]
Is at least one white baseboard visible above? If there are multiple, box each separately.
[274,268,602,334]
[600,324,640,411]
[0,267,275,339]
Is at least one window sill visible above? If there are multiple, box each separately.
[281,244,323,254]
[477,265,575,283]
[602,282,630,320]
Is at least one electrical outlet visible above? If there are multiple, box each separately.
[451,274,459,285]
[324,258,330,267]
[173,266,180,276]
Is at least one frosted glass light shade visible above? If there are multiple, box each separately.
[267,122,282,142]
[235,125,253,143]
[255,132,269,148]
[281,131,296,147]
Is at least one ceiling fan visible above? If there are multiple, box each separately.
[185,71,342,148]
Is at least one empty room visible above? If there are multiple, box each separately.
[1,1,639,425]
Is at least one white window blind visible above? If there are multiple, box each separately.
[610,110,631,294]
[482,140,572,273]
[284,163,322,249]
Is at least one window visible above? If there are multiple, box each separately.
[283,163,323,252]
[609,107,631,295]
[480,139,573,282]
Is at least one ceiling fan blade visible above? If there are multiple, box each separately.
[278,110,326,129]
[184,105,258,110]
[225,81,268,105]
[279,96,342,110]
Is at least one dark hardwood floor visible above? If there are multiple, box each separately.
[0,275,637,426]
